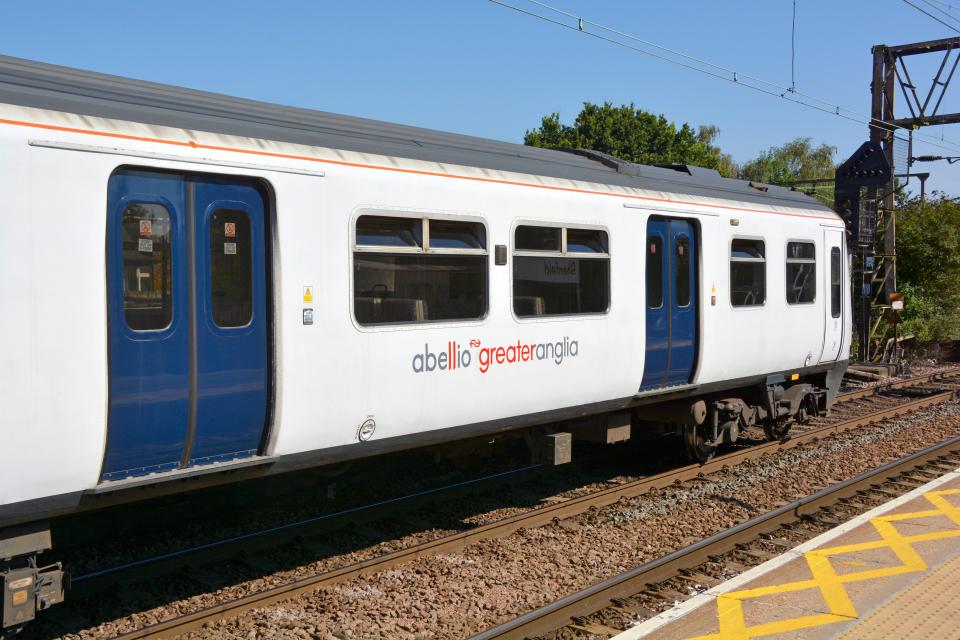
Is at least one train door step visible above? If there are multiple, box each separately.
[90,455,274,494]
[634,383,698,399]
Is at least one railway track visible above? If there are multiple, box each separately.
[470,428,960,639]
[834,367,960,404]
[87,369,960,640]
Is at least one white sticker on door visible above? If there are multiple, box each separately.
[138,238,153,253]
[224,242,237,255]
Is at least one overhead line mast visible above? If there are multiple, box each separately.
[858,37,960,362]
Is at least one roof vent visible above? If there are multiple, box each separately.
[557,148,646,177]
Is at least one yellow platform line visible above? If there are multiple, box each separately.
[687,489,960,640]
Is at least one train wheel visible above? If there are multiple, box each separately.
[762,419,791,442]
[682,424,716,463]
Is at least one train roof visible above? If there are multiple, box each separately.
[0,54,832,213]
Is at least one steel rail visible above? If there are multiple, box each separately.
[112,386,960,639]
[470,430,960,639]
[834,367,960,403]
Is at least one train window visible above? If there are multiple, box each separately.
[646,236,663,309]
[121,202,173,331]
[210,210,253,327]
[786,241,816,305]
[730,238,765,307]
[831,247,842,318]
[513,225,610,317]
[676,235,691,307]
[353,216,487,326]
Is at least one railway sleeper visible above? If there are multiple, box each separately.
[0,523,66,636]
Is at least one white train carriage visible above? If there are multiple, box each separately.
[0,55,849,628]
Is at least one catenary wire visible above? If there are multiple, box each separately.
[791,0,798,93]
[917,0,960,26]
[488,0,960,154]
[902,0,960,32]
[926,0,960,17]
[521,0,958,142]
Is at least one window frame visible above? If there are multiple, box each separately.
[208,207,255,329]
[729,236,767,309]
[784,239,817,306]
[119,198,177,334]
[510,221,612,321]
[646,232,665,310]
[350,209,490,330]
[674,232,692,308]
[830,246,842,319]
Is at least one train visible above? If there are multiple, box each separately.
[0,54,849,630]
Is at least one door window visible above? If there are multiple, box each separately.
[122,202,173,331]
[831,247,842,318]
[675,235,691,307]
[646,236,663,308]
[210,210,253,327]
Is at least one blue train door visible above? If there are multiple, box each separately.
[640,217,698,390]
[102,169,270,481]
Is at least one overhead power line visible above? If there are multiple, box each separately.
[901,0,960,33]
[791,0,798,92]
[926,0,960,17]
[487,0,960,154]
[916,0,960,27]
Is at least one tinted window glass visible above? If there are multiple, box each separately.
[786,241,815,304]
[730,239,765,307]
[210,210,253,327]
[515,225,561,252]
[122,202,173,331]
[831,247,842,318]
[676,235,691,307]
[567,229,609,253]
[356,215,422,247]
[429,220,486,249]
[731,239,764,259]
[787,242,815,260]
[513,256,609,316]
[646,236,663,308]
[354,254,486,325]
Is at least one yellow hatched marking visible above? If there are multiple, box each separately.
[685,489,960,640]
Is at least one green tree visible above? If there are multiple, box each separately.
[524,102,736,177]
[895,192,960,342]
[737,137,837,204]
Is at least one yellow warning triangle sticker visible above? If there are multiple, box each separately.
[303,287,313,303]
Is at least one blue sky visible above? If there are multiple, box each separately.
[2,1,960,195]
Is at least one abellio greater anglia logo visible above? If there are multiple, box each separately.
[412,337,579,374]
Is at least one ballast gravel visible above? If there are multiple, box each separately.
[41,397,960,640]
